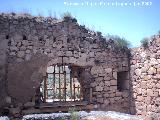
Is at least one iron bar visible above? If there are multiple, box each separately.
[53,66,56,102]
[64,66,66,101]
[70,68,72,101]
[73,81,76,101]
[44,74,47,102]
[59,66,61,101]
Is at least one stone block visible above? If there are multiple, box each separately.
[95,77,103,82]
[104,76,110,81]
[110,86,117,91]
[152,91,159,97]
[96,86,103,91]
[97,98,103,103]
[25,54,32,61]
[10,46,18,51]
[27,46,33,50]
[104,81,110,86]
[113,72,117,79]
[9,52,16,56]
[90,82,96,87]
[122,61,128,67]
[122,92,129,97]
[20,46,26,51]
[5,96,11,104]
[66,51,72,57]
[141,81,147,89]
[137,96,144,101]
[103,86,109,92]
[143,75,151,81]
[104,99,110,105]
[105,68,112,73]
[109,93,116,97]
[13,34,22,40]
[147,89,153,96]
[89,52,94,57]
[110,80,117,86]
[69,57,77,64]
[103,93,109,97]
[17,51,25,58]
[116,91,122,96]
[148,67,156,75]
[109,98,115,103]
[114,97,121,101]
[156,83,160,88]
[135,69,141,76]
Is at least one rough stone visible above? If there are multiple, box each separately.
[105,68,112,73]
[96,86,103,92]
[148,67,156,75]
[135,69,141,76]
[17,51,25,58]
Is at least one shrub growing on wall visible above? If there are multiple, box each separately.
[105,34,130,49]
[61,12,77,22]
[115,37,130,49]
[141,37,149,48]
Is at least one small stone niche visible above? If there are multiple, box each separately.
[6,35,9,39]
[23,35,27,40]
[117,71,129,91]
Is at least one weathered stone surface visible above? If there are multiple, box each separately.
[17,51,25,58]
[0,13,130,116]
[130,38,160,118]
[0,38,8,107]
[96,86,103,92]
[24,102,35,108]
[113,72,117,79]
[7,53,49,103]
[5,96,11,104]
[135,69,141,76]
[110,80,117,86]
[148,67,156,75]
[105,68,112,73]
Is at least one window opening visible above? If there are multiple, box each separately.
[117,71,129,91]
[41,64,83,102]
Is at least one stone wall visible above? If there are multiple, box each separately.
[0,13,130,116]
[130,35,160,119]
[0,34,8,107]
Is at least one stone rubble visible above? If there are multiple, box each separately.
[22,111,143,120]
[0,116,9,120]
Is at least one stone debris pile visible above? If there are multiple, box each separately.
[22,111,143,120]
[0,116,9,120]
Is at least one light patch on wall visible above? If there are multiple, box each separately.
[140,52,146,58]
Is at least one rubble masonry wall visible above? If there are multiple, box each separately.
[130,35,160,119]
[0,13,129,114]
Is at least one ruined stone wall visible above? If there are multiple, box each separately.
[0,13,130,114]
[130,35,160,119]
